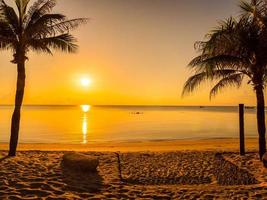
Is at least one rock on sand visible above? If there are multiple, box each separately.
[62,152,99,172]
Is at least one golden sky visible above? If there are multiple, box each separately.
[0,0,258,105]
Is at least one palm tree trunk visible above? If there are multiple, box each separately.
[255,86,266,160]
[8,60,26,157]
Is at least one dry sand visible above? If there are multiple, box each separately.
[1,139,267,199]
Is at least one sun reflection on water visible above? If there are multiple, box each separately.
[80,105,91,144]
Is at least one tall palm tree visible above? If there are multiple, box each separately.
[182,0,267,159]
[0,0,87,156]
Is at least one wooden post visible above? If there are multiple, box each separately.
[239,104,245,155]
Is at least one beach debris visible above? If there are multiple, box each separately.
[245,106,255,110]
[131,112,144,115]
[62,152,99,173]
[262,153,267,168]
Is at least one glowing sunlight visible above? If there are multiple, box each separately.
[2,0,265,199]
[80,77,92,87]
[80,105,90,144]
[81,105,91,113]
[82,113,88,144]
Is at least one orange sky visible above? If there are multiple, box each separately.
[0,0,258,106]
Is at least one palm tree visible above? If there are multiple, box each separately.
[0,0,87,156]
[182,0,267,159]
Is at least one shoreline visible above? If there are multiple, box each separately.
[0,138,259,152]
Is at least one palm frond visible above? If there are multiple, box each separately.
[0,21,17,40]
[0,35,16,50]
[0,1,19,34]
[15,0,30,20]
[182,69,238,96]
[28,33,78,53]
[24,0,56,27]
[34,0,56,15]
[183,1,267,100]
[0,0,87,62]
[182,72,209,97]
[209,73,244,98]
[240,0,267,29]
[188,54,246,76]
[27,39,52,54]
[205,17,237,41]
[28,17,88,39]
[25,13,66,38]
[196,17,242,57]
[49,18,88,34]
[240,0,255,14]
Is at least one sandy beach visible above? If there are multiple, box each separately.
[1,139,267,199]
[2,0,267,198]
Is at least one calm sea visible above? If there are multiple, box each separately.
[0,105,260,144]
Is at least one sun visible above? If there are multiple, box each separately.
[80,77,91,87]
[81,105,91,112]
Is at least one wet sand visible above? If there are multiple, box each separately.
[0,138,260,152]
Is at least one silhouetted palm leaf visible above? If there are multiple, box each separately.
[182,70,238,96]
[0,0,87,59]
[183,0,267,158]
[0,0,88,157]
[209,73,243,99]
[28,34,78,53]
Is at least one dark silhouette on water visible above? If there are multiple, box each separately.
[0,0,87,156]
[183,0,267,159]
[131,112,144,115]
[245,106,255,110]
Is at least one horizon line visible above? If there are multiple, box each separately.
[0,104,255,107]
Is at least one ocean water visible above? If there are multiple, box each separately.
[0,105,260,144]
